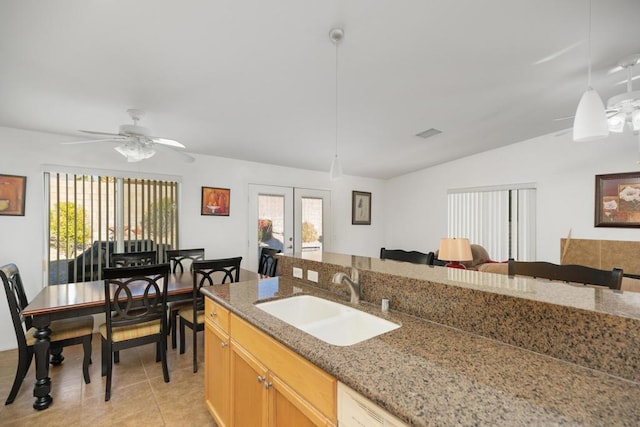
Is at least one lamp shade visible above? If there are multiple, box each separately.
[438,238,472,263]
[573,88,609,141]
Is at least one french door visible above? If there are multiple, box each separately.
[248,185,331,272]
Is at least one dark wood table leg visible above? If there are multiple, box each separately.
[32,319,53,410]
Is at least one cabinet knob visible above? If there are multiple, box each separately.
[220,341,228,348]
[257,376,265,383]
[263,382,272,389]
[210,311,217,317]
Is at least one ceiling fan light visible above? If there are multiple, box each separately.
[573,88,609,141]
[608,112,626,133]
[632,110,640,132]
[115,142,156,162]
[329,155,343,180]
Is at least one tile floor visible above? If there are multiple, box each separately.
[0,333,215,426]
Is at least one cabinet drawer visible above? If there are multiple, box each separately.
[205,298,230,332]
[231,314,337,422]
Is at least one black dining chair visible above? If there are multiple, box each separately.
[258,247,280,277]
[380,248,432,265]
[100,263,171,401]
[165,248,205,349]
[110,250,157,268]
[507,258,623,290]
[179,256,242,373]
[1,263,93,405]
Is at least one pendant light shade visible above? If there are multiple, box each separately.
[329,28,344,180]
[572,0,608,142]
[573,88,609,141]
[329,154,343,180]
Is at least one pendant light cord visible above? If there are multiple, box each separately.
[335,37,339,158]
[587,0,592,88]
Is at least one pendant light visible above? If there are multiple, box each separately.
[329,28,344,180]
[573,0,608,142]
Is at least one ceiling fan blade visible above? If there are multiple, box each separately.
[150,137,185,148]
[61,138,124,145]
[554,129,572,137]
[79,129,123,137]
[154,144,195,163]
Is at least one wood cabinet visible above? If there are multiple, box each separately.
[204,296,337,427]
[204,299,230,427]
[230,342,268,426]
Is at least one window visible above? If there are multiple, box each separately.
[447,184,536,261]
[47,172,179,285]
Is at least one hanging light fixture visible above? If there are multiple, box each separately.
[606,54,640,134]
[573,0,609,142]
[329,28,344,180]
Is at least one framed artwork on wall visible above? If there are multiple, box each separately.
[201,187,230,216]
[595,172,640,227]
[352,191,371,225]
[0,174,26,216]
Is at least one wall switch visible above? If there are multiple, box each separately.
[293,267,303,279]
[307,270,319,282]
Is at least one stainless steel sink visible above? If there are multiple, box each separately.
[255,295,399,346]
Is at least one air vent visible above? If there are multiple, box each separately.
[415,128,442,139]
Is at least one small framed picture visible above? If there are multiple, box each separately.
[595,172,640,227]
[201,187,230,216]
[352,191,371,225]
[0,174,26,216]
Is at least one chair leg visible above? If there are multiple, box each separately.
[105,342,113,402]
[101,336,107,377]
[5,347,33,405]
[114,350,120,364]
[155,342,161,363]
[179,318,186,355]
[192,324,198,373]
[170,309,178,349]
[50,346,64,365]
[160,337,170,383]
[82,335,92,384]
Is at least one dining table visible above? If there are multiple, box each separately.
[21,268,258,410]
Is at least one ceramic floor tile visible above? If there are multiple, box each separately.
[0,332,215,426]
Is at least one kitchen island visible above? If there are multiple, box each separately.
[202,252,640,426]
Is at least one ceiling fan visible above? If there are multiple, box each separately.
[556,53,640,137]
[63,109,195,163]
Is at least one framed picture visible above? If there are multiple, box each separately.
[595,172,640,227]
[201,187,230,216]
[352,191,371,225]
[0,174,26,216]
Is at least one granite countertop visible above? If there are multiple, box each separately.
[202,276,640,427]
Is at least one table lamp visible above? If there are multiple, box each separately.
[438,238,472,269]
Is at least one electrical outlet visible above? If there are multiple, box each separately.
[293,267,303,279]
[307,270,319,283]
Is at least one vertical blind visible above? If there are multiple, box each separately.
[47,173,179,285]
[447,185,536,261]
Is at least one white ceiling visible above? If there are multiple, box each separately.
[1,1,639,179]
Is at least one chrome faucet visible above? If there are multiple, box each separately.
[332,268,360,304]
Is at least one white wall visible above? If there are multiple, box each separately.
[385,130,640,262]
[0,126,385,350]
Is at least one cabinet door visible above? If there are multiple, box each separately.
[205,323,230,427]
[269,374,335,427]
[231,342,269,427]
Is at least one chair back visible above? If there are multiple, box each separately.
[258,247,280,277]
[0,264,30,346]
[111,251,157,268]
[102,264,170,330]
[192,257,242,309]
[507,259,623,290]
[166,248,205,274]
[380,248,432,265]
